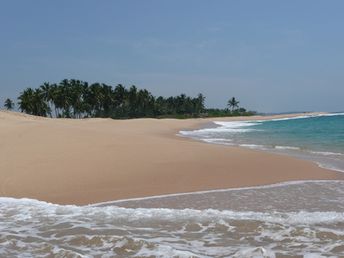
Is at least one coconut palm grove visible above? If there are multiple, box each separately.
[4,79,255,119]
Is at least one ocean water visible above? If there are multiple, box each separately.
[1,114,344,257]
[180,113,344,173]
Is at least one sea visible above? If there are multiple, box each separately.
[1,113,344,257]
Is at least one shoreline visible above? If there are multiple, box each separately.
[0,111,342,205]
[92,179,343,207]
[179,112,344,174]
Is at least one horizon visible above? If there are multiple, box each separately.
[1,0,344,113]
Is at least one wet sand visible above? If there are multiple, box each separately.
[0,111,342,205]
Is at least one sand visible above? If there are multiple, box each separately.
[0,111,342,205]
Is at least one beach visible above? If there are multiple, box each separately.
[0,111,342,205]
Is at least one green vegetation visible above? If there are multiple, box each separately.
[4,98,14,110]
[227,97,240,111]
[10,79,255,118]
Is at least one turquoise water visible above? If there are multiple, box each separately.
[180,113,344,172]
[235,114,344,154]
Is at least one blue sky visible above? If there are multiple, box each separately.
[1,0,343,112]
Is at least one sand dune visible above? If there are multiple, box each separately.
[0,111,341,205]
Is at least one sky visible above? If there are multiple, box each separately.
[0,0,343,112]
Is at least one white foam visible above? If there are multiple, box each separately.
[236,112,344,123]
[213,121,261,127]
[1,192,344,257]
[179,112,344,137]
[179,127,256,135]
[202,138,232,142]
[274,145,301,150]
[316,162,344,173]
[267,115,314,122]
[179,113,344,176]
[263,112,344,122]
[179,113,342,137]
[135,243,204,258]
[239,143,266,149]
[319,112,344,117]
[1,196,343,225]
[201,138,234,145]
[310,150,344,156]
[93,180,343,206]
[181,113,344,138]
[179,121,261,137]
[233,246,276,258]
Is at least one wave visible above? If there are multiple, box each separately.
[202,138,232,142]
[179,121,261,137]
[202,138,234,145]
[88,180,344,206]
[239,143,266,149]
[261,112,344,122]
[316,162,344,173]
[180,112,344,137]
[213,121,261,127]
[179,113,344,174]
[180,113,344,137]
[1,196,344,257]
[319,112,344,117]
[179,127,257,135]
[1,197,343,226]
[310,150,344,156]
[274,145,301,150]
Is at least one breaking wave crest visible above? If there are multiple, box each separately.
[179,121,260,137]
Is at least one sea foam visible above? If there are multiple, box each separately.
[1,195,344,257]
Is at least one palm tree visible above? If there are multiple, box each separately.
[87,83,103,117]
[14,79,253,118]
[136,89,154,117]
[128,85,138,117]
[154,96,167,116]
[194,93,205,114]
[32,88,50,117]
[49,81,63,117]
[113,84,128,117]
[4,98,14,110]
[100,83,114,117]
[69,79,85,118]
[18,88,35,114]
[40,82,53,117]
[59,79,73,118]
[18,88,50,117]
[227,97,239,111]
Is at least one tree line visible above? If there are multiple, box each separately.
[3,79,255,118]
